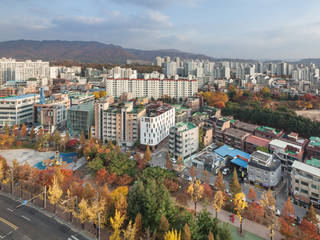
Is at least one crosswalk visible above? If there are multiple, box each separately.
[68,235,79,240]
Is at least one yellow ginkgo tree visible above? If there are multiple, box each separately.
[48,175,63,213]
[187,179,204,214]
[233,192,247,234]
[164,229,181,240]
[110,210,125,240]
[212,190,225,219]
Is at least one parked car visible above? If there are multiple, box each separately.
[222,168,230,176]
[170,158,177,164]
[276,208,281,216]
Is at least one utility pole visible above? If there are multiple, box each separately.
[44,186,46,209]
[98,212,101,240]
[10,168,13,195]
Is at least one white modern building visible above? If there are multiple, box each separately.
[140,103,175,147]
[0,94,40,127]
[0,58,50,84]
[105,76,198,100]
[169,122,199,159]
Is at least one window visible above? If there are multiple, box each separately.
[301,181,308,187]
[311,192,319,198]
[295,179,299,184]
[301,189,308,194]
[311,184,317,189]
[295,187,299,191]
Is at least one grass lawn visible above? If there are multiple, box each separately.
[221,223,265,240]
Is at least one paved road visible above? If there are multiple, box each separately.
[0,194,89,240]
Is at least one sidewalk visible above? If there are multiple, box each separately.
[188,201,282,240]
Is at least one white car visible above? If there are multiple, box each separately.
[170,158,177,164]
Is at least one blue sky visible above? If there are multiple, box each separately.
[1,0,320,59]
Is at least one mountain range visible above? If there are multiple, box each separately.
[0,40,318,64]
[0,40,258,64]
[0,40,215,64]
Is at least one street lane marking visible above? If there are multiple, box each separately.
[6,208,13,212]
[71,235,79,240]
[0,230,13,239]
[21,215,31,222]
[0,216,18,230]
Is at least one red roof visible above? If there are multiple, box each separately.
[245,135,270,147]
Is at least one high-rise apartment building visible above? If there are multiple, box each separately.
[0,58,50,85]
[105,76,197,99]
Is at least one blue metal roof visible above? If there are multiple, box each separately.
[214,145,250,160]
[214,145,235,157]
[228,149,251,160]
[231,158,248,169]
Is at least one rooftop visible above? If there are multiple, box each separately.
[214,145,250,160]
[224,127,250,139]
[233,121,258,132]
[269,139,302,152]
[0,94,39,101]
[256,126,281,134]
[245,135,270,147]
[145,103,173,117]
[309,136,320,147]
[306,158,320,168]
[175,121,197,132]
[292,161,320,178]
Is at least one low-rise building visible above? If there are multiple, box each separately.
[307,136,320,160]
[214,116,232,143]
[140,103,175,147]
[254,126,283,140]
[173,105,191,123]
[69,93,95,106]
[269,139,304,173]
[291,161,320,208]
[233,121,258,135]
[223,127,250,150]
[247,151,282,188]
[67,102,94,137]
[202,125,214,147]
[245,135,270,154]
[0,94,40,127]
[169,122,199,159]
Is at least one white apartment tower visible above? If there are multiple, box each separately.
[140,103,175,147]
[0,58,50,84]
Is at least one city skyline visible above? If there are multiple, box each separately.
[2,0,320,59]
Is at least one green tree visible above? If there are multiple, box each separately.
[127,179,172,232]
[229,168,241,197]
[4,123,10,136]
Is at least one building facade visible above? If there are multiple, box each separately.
[140,103,175,147]
[0,58,50,85]
[306,137,320,160]
[0,94,40,127]
[291,161,320,208]
[247,151,282,188]
[105,77,198,99]
[254,126,283,140]
[169,122,199,159]
[67,102,94,137]
[94,100,146,147]
[269,139,303,173]
[222,127,250,150]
